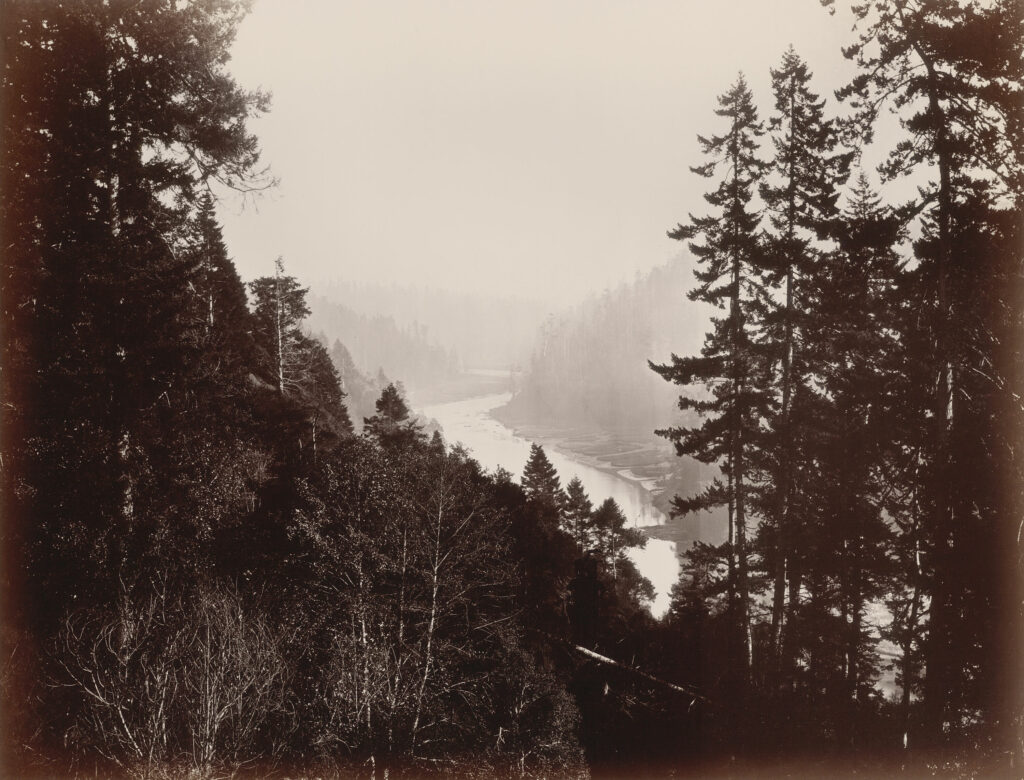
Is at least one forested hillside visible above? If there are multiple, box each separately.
[321,337,389,429]
[314,280,550,371]
[502,257,711,433]
[307,294,461,396]
[1,1,1022,778]
[0,3,667,776]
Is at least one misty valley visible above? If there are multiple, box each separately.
[304,270,728,618]
[3,1,1022,779]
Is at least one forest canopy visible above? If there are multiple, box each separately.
[1,0,1022,778]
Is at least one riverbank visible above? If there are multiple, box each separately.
[491,404,727,551]
[420,390,680,617]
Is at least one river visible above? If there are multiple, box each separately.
[421,391,680,618]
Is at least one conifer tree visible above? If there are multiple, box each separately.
[249,261,353,452]
[249,258,311,396]
[563,477,594,550]
[364,383,423,450]
[590,498,646,582]
[521,444,566,511]
[302,339,354,444]
[191,195,250,331]
[800,172,905,741]
[651,74,769,693]
[187,192,253,384]
[758,48,852,682]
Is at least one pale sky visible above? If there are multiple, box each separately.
[218,0,866,305]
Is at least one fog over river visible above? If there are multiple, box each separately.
[421,391,680,618]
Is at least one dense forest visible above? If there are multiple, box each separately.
[648,0,1024,772]
[2,1,1022,778]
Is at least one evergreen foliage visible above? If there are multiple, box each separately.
[649,5,1024,770]
[363,382,424,450]
[651,74,771,711]
[521,443,567,511]
[0,3,618,776]
[563,477,595,550]
[822,0,1024,753]
[1,0,1021,776]
[756,48,853,689]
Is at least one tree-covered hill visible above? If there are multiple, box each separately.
[306,293,461,398]
[314,280,551,371]
[0,3,673,776]
[502,255,713,434]
[2,0,1021,777]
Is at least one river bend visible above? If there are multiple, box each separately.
[421,392,680,617]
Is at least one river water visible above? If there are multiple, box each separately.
[421,391,680,618]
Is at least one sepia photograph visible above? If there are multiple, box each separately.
[2,0,1022,777]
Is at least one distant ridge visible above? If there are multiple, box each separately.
[313,279,553,370]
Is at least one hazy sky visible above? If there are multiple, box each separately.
[219,0,865,306]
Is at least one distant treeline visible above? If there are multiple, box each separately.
[307,294,461,396]
[504,256,711,433]
[315,280,552,371]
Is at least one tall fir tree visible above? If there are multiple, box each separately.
[800,172,906,743]
[757,48,853,685]
[651,74,770,704]
[186,192,254,387]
